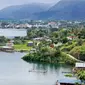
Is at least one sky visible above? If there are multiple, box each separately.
[0,0,60,9]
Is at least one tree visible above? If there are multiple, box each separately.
[52,32,59,38]
[0,36,7,45]
[77,39,83,46]
[1,22,9,28]
[76,70,85,84]
[62,37,68,43]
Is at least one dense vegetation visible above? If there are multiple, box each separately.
[0,36,7,46]
[22,27,85,65]
[22,48,76,65]
[22,40,76,65]
[1,22,85,65]
[76,70,85,83]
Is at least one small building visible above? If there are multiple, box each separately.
[1,46,14,52]
[73,62,85,72]
[33,37,44,41]
[27,41,34,47]
[67,36,77,40]
[59,78,81,85]
[6,42,14,48]
[0,40,14,52]
[75,62,85,70]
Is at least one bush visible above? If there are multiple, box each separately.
[65,74,73,77]
[76,70,85,82]
[70,46,85,61]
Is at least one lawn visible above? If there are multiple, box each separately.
[14,44,32,51]
[14,40,33,51]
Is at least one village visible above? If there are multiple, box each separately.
[0,20,85,85]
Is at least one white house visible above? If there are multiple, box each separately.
[76,62,85,68]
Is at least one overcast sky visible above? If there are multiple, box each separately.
[0,0,60,9]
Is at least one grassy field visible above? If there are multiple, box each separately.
[14,40,33,51]
[14,44,32,51]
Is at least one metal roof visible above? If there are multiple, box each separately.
[59,78,82,84]
[76,63,85,68]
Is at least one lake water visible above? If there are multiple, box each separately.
[0,52,73,85]
[0,29,27,37]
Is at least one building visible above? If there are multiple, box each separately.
[59,78,81,85]
[48,22,59,28]
[27,41,34,47]
[73,62,85,73]
[0,46,14,52]
[75,62,85,70]
[0,40,14,52]
[33,37,44,41]
[67,36,77,40]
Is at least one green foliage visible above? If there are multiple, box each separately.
[14,37,26,44]
[14,40,33,51]
[14,44,32,51]
[75,82,80,85]
[27,29,48,39]
[61,41,77,52]
[77,39,83,46]
[76,70,85,82]
[65,74,73,77]
[61,52,76,65]
[0,36,7,46]
[78,28,85,39]
[51,32,59,38]
[62,37,68,43]
[22,46,76,65]
[70,46,85,61]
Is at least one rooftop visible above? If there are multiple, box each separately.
[76,62,85,68]
[59,78,82,84]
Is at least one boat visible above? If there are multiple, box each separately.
[28,70,47,73]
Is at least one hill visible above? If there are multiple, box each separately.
[1,0,85,20]
[0,3,51,20]
[37,0,85,20]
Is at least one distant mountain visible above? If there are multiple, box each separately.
[37,0,85,20]
[1,0,85,20]
[0,3,51,20]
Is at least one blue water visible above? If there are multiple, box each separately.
[0,52,73,85]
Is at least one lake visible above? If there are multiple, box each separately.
[0,29,27,37]
[0,52,74,85]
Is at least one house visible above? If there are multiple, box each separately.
[75,62,85,70]
[48,22,59,28]
[0,41,14,52]
[27,41,34,47]
[67,36,77,40]
[73,62,85,72]
[0,46,14,52]
[33,37,44,41]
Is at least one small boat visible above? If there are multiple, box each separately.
[28,70,47,73]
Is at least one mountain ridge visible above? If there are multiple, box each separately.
[0,3,51,20]
[0,0,85,20]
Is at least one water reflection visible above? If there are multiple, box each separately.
[28,62,73,72]
[0,52,73,85]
